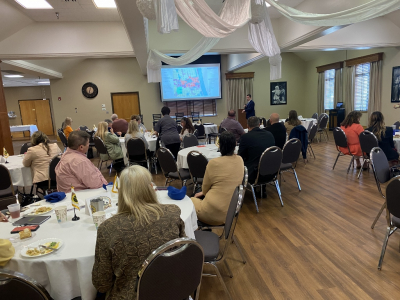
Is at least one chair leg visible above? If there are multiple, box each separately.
[347,156,355,174]
[325,129,329,141]
[378,226,391,270]
[210,262,232,300]
[109,161,113,176]
[249,184,259,213]
[293,169,301,191]
[357,165,363,179]
[223,260,233,278]
[147,160,151,172]
[309,144,315,159]
[274,180,284,206]
[332,152,340,170]
[233,235,246,264]
[371,202,386,229]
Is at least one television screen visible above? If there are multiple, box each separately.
[160,63,221,101]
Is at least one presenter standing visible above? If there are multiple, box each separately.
[242,94,255,119]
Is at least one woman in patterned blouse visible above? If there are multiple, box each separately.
[92,165,186,299]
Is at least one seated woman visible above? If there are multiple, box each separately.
[179,117,195,141]
[92,165,185,299]
[130,115,147,132]
[63,117,73,139]
[366,111,399,163]
[94,122,125,172]
[339,111,365,168]
[284,110,301,135]
[125,120,148,149]
[191,131,244,225]
[22,131,62,190]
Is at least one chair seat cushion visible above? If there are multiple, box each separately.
[392,216,400,227]
[0,186,18,197]
[167,172,180,179]
[194,230,220,261]
[179,168,191,180]
[280,163,292,171]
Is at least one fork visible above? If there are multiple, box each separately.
[39,245,59,251]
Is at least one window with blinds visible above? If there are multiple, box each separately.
[163,100,217,117]
[324,69,335,110]
[354,63,371,111]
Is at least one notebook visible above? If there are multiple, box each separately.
[12,215,51,226]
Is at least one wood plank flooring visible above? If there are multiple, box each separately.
[13,133,400,299]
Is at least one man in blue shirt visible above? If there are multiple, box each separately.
[242,94,255,119]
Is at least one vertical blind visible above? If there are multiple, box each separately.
[163,100,217,117]
[354,63,371,111]
[324,69,335,110]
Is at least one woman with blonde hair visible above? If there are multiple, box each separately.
[125,120,148,149]
[130,115,147,132]
[23,131,62,189]
[92,165,185,298]
[366,111,399,162]
[284,110,301,134]
[94,121,124,172]
[63,117,73,139]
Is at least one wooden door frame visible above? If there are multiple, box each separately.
[110,92,141,115]
[18,98,55,135]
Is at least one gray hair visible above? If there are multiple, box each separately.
[111,114,118,121]
[247,116,259,128]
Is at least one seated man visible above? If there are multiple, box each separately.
[220,110,245,142]
[111,114,128,137]
[264,113,286,149]
[238,116,275,183]
[56,131,108,193]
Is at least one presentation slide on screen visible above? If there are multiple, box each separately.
[161,64,221,101]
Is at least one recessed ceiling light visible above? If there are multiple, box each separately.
[15,0,53,9]
[92,0,116,8]
[265,1,271,7]
[4,75,24,78]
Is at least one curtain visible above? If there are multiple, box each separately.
[334,68,343,106]
[368,60,383,118]
[265,0,400,26]
[226,78,253,116]
[344,66,356,113]
[317,72,325,115]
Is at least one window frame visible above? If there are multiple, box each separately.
[353,62,371,112]
[324,69,335,110]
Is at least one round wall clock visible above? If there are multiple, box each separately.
[82,82,98,99]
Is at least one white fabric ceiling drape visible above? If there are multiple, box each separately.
[155,0,179,34]
[265,0,400,26]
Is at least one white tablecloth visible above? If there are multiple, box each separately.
[120,135,157,165]
[10,125,38,136]
[279,118,317,130]
[177,144,221,169]
[203,124,217,136]
[2,188,197,300]
[394,137,400,153]
[1,155,32,187]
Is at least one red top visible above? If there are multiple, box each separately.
[339,123,364,156]
[112,119,128,134]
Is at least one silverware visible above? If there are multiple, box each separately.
[39,245,59,251]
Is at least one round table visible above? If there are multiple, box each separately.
[2,188,197,300]
[119,135,157,165]
[1,155,33,187]
[394,136,400,153]
[177,144,222,169]
[203,124,218,141]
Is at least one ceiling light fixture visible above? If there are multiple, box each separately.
[4,75,24,78]
[15,0,53,9]
[265,1,271,7]
[38,81,49,84]
[92,0,117,8]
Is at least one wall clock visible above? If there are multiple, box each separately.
[82,82,98,99]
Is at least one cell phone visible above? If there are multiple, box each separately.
[11,225,40,234]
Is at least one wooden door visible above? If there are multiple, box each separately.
[19,101,37,137]
[112,92,140,122]
[34,100,54,136]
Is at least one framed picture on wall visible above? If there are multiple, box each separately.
[391,66,400,103]
[270,82,287,105]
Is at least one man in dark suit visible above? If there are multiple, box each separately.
[238,116,275,184]
[264,113,286,149]
[242,94,255,119]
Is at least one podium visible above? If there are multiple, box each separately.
[238,109,247,129]
[328,109,345,130]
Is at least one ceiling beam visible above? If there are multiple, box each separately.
[2,60,63,78]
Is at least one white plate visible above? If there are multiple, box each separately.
[21,238,64,258]
[27,205,54,216]
[9,232,36,243]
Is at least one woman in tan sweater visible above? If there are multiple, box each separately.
[191,131,244,225]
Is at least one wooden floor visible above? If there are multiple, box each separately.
[13,133,400,300]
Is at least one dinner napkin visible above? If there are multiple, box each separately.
[167,186,187,200]
[44,192,66,203]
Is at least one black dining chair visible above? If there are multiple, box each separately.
[208,125,226,144]
[0,268,52,300]
[317,113,329,142]
[136,237,204,300]
[393,121,400,130]
[79,125,88,131]
[93,137,113,174]
[48,155,60,191]
[183,134,198,148]
[187,151,208,195]
[0,165,18,210]
[279,138,302,191]
[191,112,202,124]
[20,142,32,154]
[153,114,162,128]
[126,138,150,171]
[194,124,206,141]
[332,127,355,173]
[157,147,190,186]
[358,130,378,179]
[312,112,318,119]
[247,146,283,212]
[175,112,184,125]
[177,124,183,134]
[57,129,68,152]
[307,124,318,159]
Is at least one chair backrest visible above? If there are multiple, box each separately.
[370,147,391,185]
[386,176,400,219]
[49,155,61,183]
[187,151,208,179]
[359,130,378,159]
[0,268,52,300]
[219,126,227,134]
[312,113,318,119]
[282,138,301,164]
[242,166,248,187]
[0,165,14,195]
[333,127,348,149]
[318,113,328,130]
[393,121,400,130]
[224,185,243,240]
[308,124,318,142]
[20,142,32,154]
[157,147,178,174]
[137,237,204,300]
[57,129,68,147]
[306,121,313,134]
[153,114,161,120]
[79,125,88,131]
[177,125,182,134]
[93,137,108,155]
[175,112,184,118]
[126,138,147,160]
[183,134,198,148]
[194,124,205,137]
[257,146,282,181]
